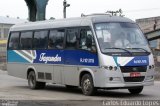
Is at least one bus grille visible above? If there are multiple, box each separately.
[120,66,147,73]
[124,76,145,82]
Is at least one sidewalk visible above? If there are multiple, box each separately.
[0,63,6,70]
[155,67,160,80]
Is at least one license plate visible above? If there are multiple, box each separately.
[130,72,141,77]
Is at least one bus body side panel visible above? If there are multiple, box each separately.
[7,50,55,83]
[54,65,63,84]
[7,63,28,79]
[7,49,99,86]
[31,64,54,83]
[7,63,54,83]
[7,50,29,79]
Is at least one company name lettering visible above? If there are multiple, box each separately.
[39,53,61,63]
[134,60,147,64]
[80,58,94,63]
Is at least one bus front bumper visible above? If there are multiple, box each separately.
[101,80,154,88]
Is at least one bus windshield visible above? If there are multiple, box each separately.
[95,22,150,54]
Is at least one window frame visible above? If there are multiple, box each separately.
[78,26,97,53]
[19,31,33,50]
[48,28,66,50]
[64,27,79,50]
[7,31,20,50]
[32,29,49,50]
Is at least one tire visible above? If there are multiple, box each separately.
[128,86,143,94]
[81,74,96,96]
[28,71,46,89]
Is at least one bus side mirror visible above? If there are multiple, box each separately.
[91,45,97,54]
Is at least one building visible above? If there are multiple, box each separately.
[0,16,27,41]
[136,16,160,65]
[136,16,160,33]
[136,16,160,49]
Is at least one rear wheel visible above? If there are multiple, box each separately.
[28,71,46,89]
[81,74,96,96]
[128,86,143,94]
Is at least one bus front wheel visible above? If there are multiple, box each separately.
[28,71,46,89]
[128,86,143,94]
[81,74,96,96]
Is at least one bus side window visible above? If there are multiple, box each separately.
[8,32,20,50]
[66,28,78,49]
[48,29,65,49]
[20,31,33,50]
[33,30,48,49]
[79,28,96,53]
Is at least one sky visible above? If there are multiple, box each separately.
[0,0,160,21]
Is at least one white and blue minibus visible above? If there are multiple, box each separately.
[7,14,155,95]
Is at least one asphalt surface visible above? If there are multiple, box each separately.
[0,70,160,106]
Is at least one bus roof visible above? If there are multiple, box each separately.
[10,15,135,31]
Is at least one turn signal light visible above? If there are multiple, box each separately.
[148,65,155,69]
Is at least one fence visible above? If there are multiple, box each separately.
[0,44,6,70]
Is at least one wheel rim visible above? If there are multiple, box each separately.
[29,75,35,87]
[83,78,91,93]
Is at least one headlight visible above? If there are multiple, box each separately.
[101,66,118,71]
[148,65,155,69]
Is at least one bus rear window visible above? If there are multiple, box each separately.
[8,32,20,50]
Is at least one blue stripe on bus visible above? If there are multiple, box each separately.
[113,56,149,66]
[7,50,99,66]
[125,56,149,66]
[7,50,29,63]
[8,50,149,67]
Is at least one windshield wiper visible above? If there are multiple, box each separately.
[128,48,150,54]
[104,47,133,55]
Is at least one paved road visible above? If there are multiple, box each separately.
[0,70,160,106]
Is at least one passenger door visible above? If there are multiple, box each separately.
[49,29,65,84]
[62,28,79,85]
